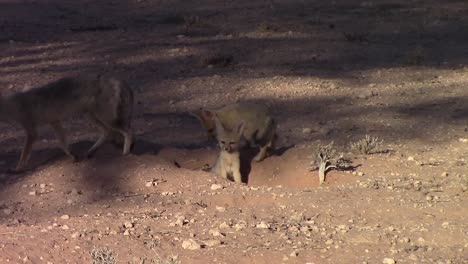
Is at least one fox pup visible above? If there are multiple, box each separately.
[192,102,276,162]
[210,116,245,183]
[0,75,134,171]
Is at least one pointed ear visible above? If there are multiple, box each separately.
[190,109,214,122]
[213,113,225,131]
[237,120,246,136]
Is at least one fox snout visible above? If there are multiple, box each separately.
[223,145,231,152]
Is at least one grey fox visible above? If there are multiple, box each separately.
[191,102,276,162]
[210,116,245,183]
[0,75,134,171]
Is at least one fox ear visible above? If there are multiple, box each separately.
[190,109,214,122]
[213,113,225,131]
[237,120,246,136]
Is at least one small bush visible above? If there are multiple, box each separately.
[90,247,116,264]
[350,135,383,155]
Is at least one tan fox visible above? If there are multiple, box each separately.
[191,102,276,162]
[0,75,134,171]
[210,116,245,183]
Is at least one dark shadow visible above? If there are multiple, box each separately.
[272,144,295,157]
[131,138,163,155]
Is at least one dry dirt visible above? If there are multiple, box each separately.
[0,0,467,263]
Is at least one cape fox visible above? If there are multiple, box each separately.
[0,75,134,171]
[191,102,276,162]
[210,116,245,183]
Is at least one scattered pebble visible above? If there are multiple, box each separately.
[382,258,396,264]
[182,239,201,250]
[210,184,224,190]
[124,221,133,229]
[60,215,70,220]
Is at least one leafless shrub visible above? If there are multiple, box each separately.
[90,247,116,264]
[310,142,353,185]
[350,135,383,155]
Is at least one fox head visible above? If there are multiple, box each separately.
[190,108,217,139]
[214,115,245,153]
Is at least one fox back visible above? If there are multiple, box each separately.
[0,75,134,171]
[0,76,132,126]
[192,102,275,145]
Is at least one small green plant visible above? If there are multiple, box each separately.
[310,142,352,185]
[90,247,116,264]
[350,135,383,155]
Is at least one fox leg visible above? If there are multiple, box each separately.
[16,127,37,171]
[86,115,111,158]
[93,115,133,155]
[50,122,77,161]
[253,131,277,162]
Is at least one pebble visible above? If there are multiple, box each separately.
[209,229,224,237]
[216,206,226,212]
[382,258,396,264]
[182,239,201,250]
[256,221,270,229]
[204,239,221,247]
[124,221,133,228]
[302,128,312,134]
[60,215,70,220]
[28,191,36,196]
[71,232,80,238]
[441,172,448,177]
[210,184,224,190]
[219,222,231,229]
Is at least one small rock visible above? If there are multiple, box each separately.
[256,221,270,229]
[209,229,224,237]
[325,239,334,245]
[28,191,36,196]
[39,183,46,189]
[357,172,364,176]
[210,184,224,190]
[60,215,70,220]
[408,254,418,261]
[382,258,396,264]
[219,222,231,229]
[145,181,154,187]
[2,209,12,215]
[123,229,130,236]
[215,206,226,212]
[124,221,133,228]
[302,128,312,134]
[182,239,201,250]
[61,225,69,230]
[407,156,415,161]
[204,239,221,247]
[290,250,299,257]
[458,138,468,143]
[441,172,448,177]
[71,232,80,238]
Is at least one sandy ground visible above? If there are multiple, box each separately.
[0,0,467,263]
